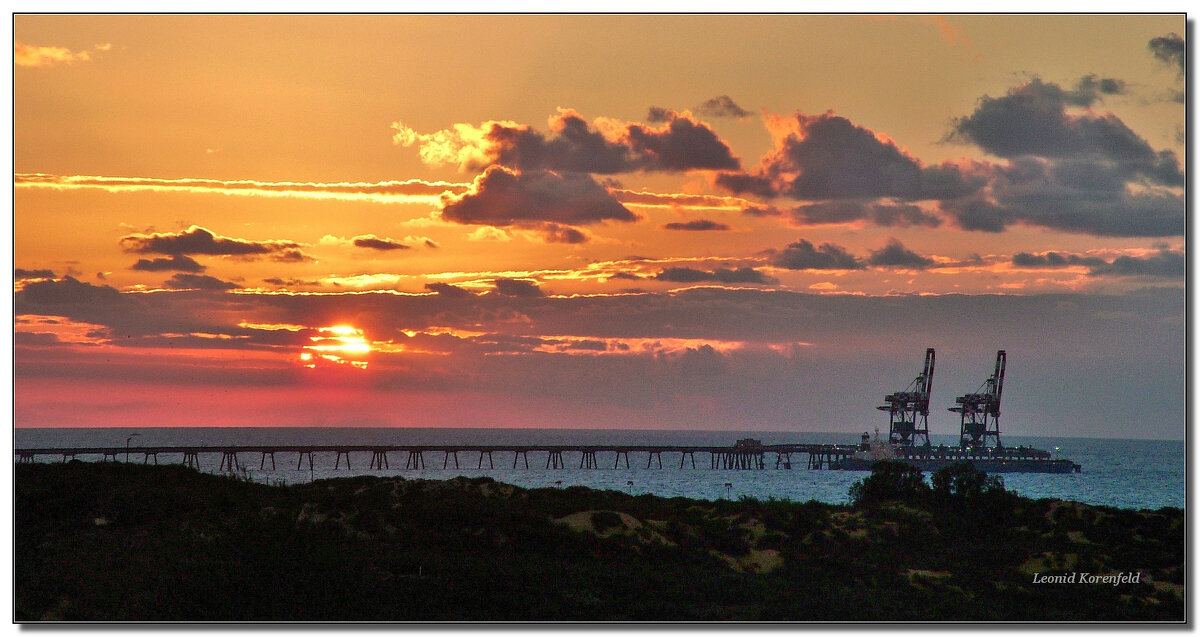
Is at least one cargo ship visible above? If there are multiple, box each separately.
[831,349,1081,474]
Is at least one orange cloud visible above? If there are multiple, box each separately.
[15,173,466,204]
[14,41,109,67]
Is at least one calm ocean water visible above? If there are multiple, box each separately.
[13,428,1185,511]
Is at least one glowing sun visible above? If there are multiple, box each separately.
[301,325,370,369]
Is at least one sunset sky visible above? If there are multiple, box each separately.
[13,15,1186,440]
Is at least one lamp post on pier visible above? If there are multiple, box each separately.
[125,433,140,463]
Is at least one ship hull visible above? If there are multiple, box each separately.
[833,457,1081,473]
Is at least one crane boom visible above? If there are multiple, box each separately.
[878,348,935,447]
[989,350,1005,417]
[950,350,1006,448]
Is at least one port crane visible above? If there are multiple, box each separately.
[877,348,935,447]
[950,350,1006,448]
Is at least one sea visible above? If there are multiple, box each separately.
[13,428,1186,511]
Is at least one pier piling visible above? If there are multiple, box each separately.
[13,441,924,474]
[219,451,240,472]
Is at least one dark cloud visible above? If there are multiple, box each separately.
[676,344,729,378]
[938,78,1185,238]
[484,110,739,173]
[866,238,934,269]
[164,273,239,290]
[539,223,589,244]
[716,111,978,201]
[15,268,56,279]
[662,219,731,231]
[563,339,609,352]
[943,157,1186,237]
[130,254,205,272]
[607,272,642,281]
[271,248,314,263]
[264,277,321,287]
[622,114,742,172]
[1011,251,1106,268]
[425,282,474,298]
[789,201,942,228]
[17,276,123,306]
[492,278,544,297]
[1089,249,1185,278]
[756,112,918,199]
[1013,249,1184,278]
[740,204,783,217]
[716,173,777,199]
[486,114,630,173]
[768,239,864,270]
[655,266,776,285]
[120,225,301,257]
[939,197,1010,233]
[646,106,674,124]
[1073,74,1127,102]
[694,95,751,119]
[949,77,1183,186]
[353,235,411,251]
[441,166,637,229]
[1149,33,1185,75]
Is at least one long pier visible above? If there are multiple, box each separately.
[14,443,863,472]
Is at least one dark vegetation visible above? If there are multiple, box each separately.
[15,460,1183,621]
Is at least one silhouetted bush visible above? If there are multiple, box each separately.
[848,461,930,507]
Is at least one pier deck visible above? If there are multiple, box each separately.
[15,443,863,471]
[15,441,1066,472]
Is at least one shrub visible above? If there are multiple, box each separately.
[929,462,1018,524]
[847,461,929,507]
[930,462,1006,501]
